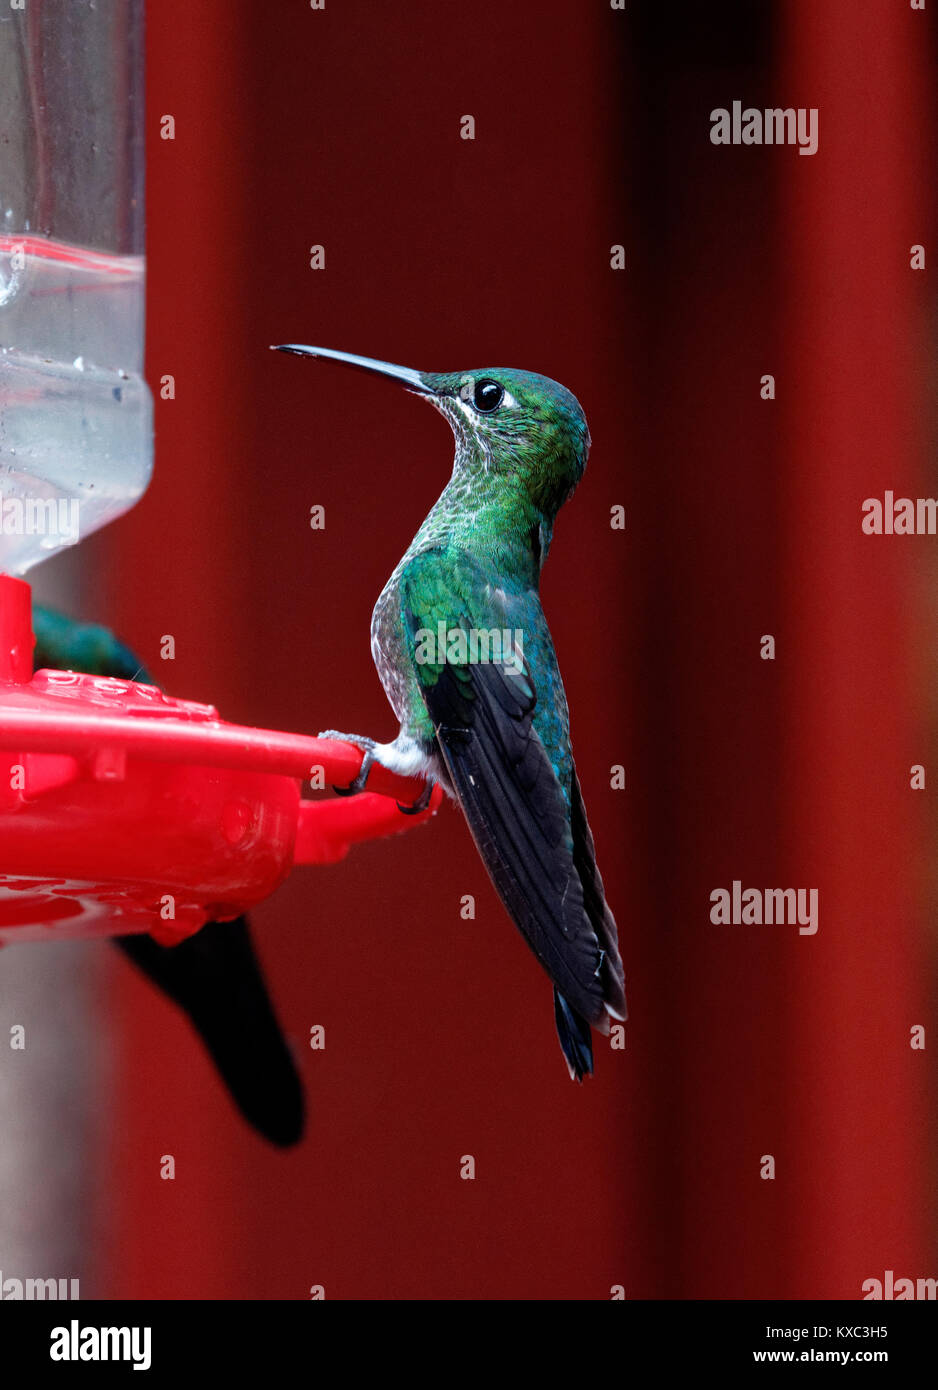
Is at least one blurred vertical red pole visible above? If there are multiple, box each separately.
[779,0,934,1294]
[95,1,257,1298]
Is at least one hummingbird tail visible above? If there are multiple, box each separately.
[116,918,304,1146]
[31,603,304,1146]
[553,988,594,1082]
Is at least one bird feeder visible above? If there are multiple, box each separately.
[0,2,438,945]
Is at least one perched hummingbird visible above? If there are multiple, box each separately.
[274,344,627,1079]
[28,605,304,1146]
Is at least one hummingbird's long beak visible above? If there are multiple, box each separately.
[271,344,434,393]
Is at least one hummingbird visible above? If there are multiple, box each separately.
[28,605,304,1146]
[274,344,627,1079]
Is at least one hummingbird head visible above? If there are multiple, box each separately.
[273,345,591,521]
[420,367,590,518]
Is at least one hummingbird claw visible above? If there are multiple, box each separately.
[332,776,365,797]
[396,779,434,815]
[331,751,374,796]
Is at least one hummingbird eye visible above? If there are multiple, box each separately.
[473,379,504,413]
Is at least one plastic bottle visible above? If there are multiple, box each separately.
[0,0,152,576]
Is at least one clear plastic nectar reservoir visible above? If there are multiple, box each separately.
[0,1,152,575]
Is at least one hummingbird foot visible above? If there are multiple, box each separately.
[318,730,438,806]
[317,731,376,795]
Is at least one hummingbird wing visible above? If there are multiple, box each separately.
[399,550,625,1075]
[31,604,304,1146]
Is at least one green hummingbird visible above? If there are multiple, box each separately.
[275,344,627,1079]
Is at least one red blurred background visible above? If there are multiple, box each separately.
[45,0,938,1298]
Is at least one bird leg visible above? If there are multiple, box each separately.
[318,730,436,813]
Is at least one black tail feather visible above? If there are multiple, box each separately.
[30,605,305,1147]
[116,917,304,1146]
[553,988,594,1082]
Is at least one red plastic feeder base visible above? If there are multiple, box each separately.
[0,575,440,945]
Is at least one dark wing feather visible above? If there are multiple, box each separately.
[401,570,607,1028]
[570,770,627,1021]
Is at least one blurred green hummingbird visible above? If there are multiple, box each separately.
[275,344,627,1080]
[27,606,304,1146]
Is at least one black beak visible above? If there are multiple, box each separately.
[271,344,435,393]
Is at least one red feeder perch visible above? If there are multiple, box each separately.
[0,573,440,947]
